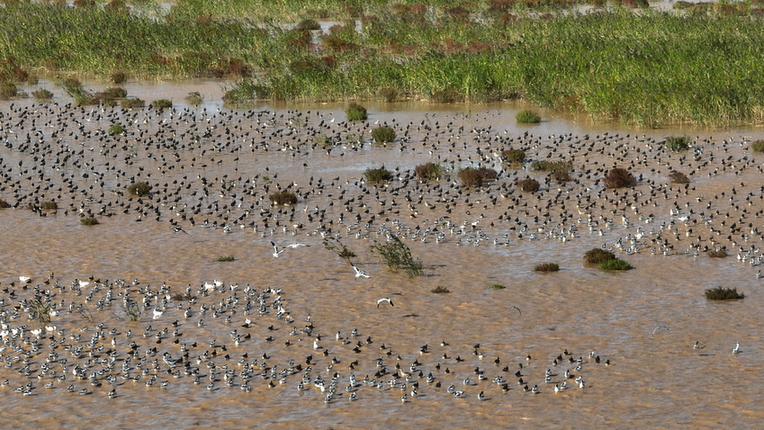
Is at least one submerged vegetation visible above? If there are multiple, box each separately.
[534,262,560,272]
[604,168,637,189]
[458,167,497,187]
[705,286,745,300]
[600,259,632,271]
[0,3,760,125]
[269,190,298,206]
[365,166,393,183]
[371,236,423,278]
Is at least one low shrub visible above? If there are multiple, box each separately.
[186,91,203,106]
[122,98,145,109]
[708,248,727,258]
[665,135,691,151]
[491,284,506,290]
[0,199,10,208]
[458,167,497,187]
[704,286,744,300]
[111,71,127,84]
[41,201,58,210]
[216,255,235,262]
[517,177,540,192]
[371,126,396,143]
[415,162,442,181]
[96,87,127,100]
[552,170,571,182]
[108,124,125,135]
[345,103,367,121]
[74,93,96,106]
[80,217,99,226]
[152,99,173,109]
[585,248,616,264]
[365,166,393,183]
[269,190,298,205]
[431,286,451,294]
[502,149,526,163]
[751,140,764,152]
[379,87,398,102]
[534,262,559,272]
[32,89,54,102]
[531,160,573,173]
[315,134,335,147]
[371,236,423,278]
[604,167,636,188]
[600,258,632,270]
[515,109,541,124]
[0,82,17,99]
[127,181,151,197]
[668,171,690,184]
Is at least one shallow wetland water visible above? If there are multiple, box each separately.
[1,81,764,429]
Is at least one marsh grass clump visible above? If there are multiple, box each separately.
[111,71,127,84]
[296,19,321,31]
[704,286,744,300]
[751,140,764,152]
[502,149,526,164]
[431,90,461,103]
[127,181,151,197]
[216,255,235,262]
[29,298,52,323]
[708,248,728,258]
[517,177,540,192]
[531,160,573,173]
[552,170,571,182]
[534,262,560,272]
[108,124,125,135]
[122,297,141,322]
[604,167,637,189]
[0,82,18,99]
[121,98,145,109]
[186,91,203,106]
[315,134,335,147]
[665,135,691,152]
[0,199,10,208]
[41,201,58,210]
[585,248,616,264]
[515,110,541,124]
[379,87,398,102]
[415,162,442,181]
[151,99,173,109]
[669,171,690,184]
[600,258,632,271]
[431,286,451,294]
[32,89,54,102]
[458,167,497,187]
[371,126,396,144]
[323,237,356,265]
[365,166,393,184]
[491,284,506,290]
[93,87,127,103]
[269,190,298,206]
[345,103,367,121]
[80,217,99,226]
[371,236,423,278]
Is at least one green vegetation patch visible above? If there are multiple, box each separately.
[216,255,235,262]
[371,236,423,278]
[365,166,393,184]
[515,109,541,124]
[127,181,151,197]
[458,167,497,187]
[534,262,559,272]
[585,248,616,264]
[751,140,764,152]
[371,126,396,144]
[269,190,298,205]
[80,217,99,226]
[491,284,506,290]
[345,102,368,121]
[415,162,442,181]
[517,177,540,192]
[600,258,632,271]
[705,286,744,300]
[665,135,691,151]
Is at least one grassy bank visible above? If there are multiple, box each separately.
[1,2,764,126]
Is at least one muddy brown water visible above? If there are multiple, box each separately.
[1,83,764,428]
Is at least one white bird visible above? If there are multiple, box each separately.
[19,276,31,283]
[376,297,394,308]
[153,308,164,319]
[271,241,285,257]
[352,265,370,278]
[733,343,741,354]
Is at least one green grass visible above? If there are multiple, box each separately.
[752,140,764,152]
[122,98,145,109]
[515,109,541,124]
[585,248,616,264]
[216,255,235,262]
[502,149,526,163]
[371,126,396,144]
[491,284,506,290]
[127,181,151,197]
[665,135,691,151]
[345,102,368,121]
[371,236,423,278]
[151,99,173,109]
[704,286,744,300]
[365,166,393,183]
[40,201,58,210]
[80,217,99,226]
[185,91,203,106]
[415,162,442,181]
[108,124,125,135]
[32,88,54,102]
[599,258,632,271]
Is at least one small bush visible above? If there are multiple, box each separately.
[32,89,54,102]
[515,109,541,124]
[600,258,632,270]
[534,263,559,272]
[345,103,367,121]
[552,170,571,182]
[585,248,616,264]
[0,199,10,208]
[751,140,764,152]
[316,134,335,147]
[604,167,636,188]
[491,284,506,290]
[365,166,393,183]
[431,286,451,294]
[708,248,727,258]
[502,149,526,163]
[98,87,127,99]
[80,217,99,226]
[517,177,540,192]
[371,236,423,278]
[269,190,298,205]
[668,171,690,184]
[111,71,127,84]
[296,19,321,31]
[458,167,497,187]
[371,126,396,143]
[216,255,235,262]
[379,87,398,102]
[29,298,52,323]
[152,99,173,109]
[186,91,203,106]
[665,135,691,152]
[108,124,125,135]
[415,162,442,181]
[74,93,96,106]
[531,160,573,173]
[41,201,58,210]
[704,286,744,300]
[122,98,145,109]
[127,181,151,197]
[0,82,18,99]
